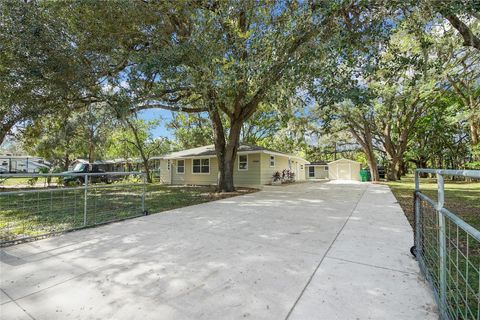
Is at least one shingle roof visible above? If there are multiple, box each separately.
[307,161,328,166]
[158,144,307,161]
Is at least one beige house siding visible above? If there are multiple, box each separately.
[259,153,280,185]
[259,153,307,185]
[328,159,361,181]
[305,165,329,179]
[171,158,218,185]
[233,153,261,186]
[161,151,307,186]
[159,159,171,184]
[168,155,261,186]
[291,159,307,181]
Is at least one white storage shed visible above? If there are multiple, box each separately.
[328,158,361,181]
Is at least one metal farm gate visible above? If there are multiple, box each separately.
[413,169,480,319]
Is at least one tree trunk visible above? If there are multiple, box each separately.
[64,152,70,171]
[0,128,9,146]
[125,119,153,183]
[361,137,379,181]
[415,158,428,178]
[347,124,379,181]
[471,120,479,145]
[215,146,237,192]
[210,105,244,192]
[387,157,401,181]
[0,121,16,146]
[142,157,152,183]
[398,159,407,179]
[88,137,95,163]
[470,119,479,161]
[366,152,380,182]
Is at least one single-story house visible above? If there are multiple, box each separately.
[305,161,329,179]
[328,158,361,181]
[154,144,309,187]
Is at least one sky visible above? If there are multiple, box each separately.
[138,109,173,139]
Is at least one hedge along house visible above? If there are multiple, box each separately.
[305,161,329,180]
[327,158,361,181]
[155,144,309,187]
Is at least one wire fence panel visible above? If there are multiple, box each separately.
[0,172,146,246]
[414,169,480,320]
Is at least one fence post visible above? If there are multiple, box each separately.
[83,174,88,226]
[142,172,146,214]
[436,173,447,315]
[415,170,421,252]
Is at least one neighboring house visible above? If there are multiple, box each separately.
[328,158,361,181]
[305,161,329,179]
[155,144,309,187]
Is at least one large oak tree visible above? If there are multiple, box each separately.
[111,1,351,191]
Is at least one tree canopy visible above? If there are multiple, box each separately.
[1,0,479,188]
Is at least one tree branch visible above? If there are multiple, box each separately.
[135,103,207,113]
[443,14,480,51]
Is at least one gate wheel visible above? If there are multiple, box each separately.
[410,246,416,257]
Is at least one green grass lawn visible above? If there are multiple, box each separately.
[386,176,480,230]
[0,183,256,244]
[386,176,480,318]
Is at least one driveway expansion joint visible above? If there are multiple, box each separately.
[325,255,418,275]
[284,184,369,320]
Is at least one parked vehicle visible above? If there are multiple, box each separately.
[62,162,114,186]
[0,155,51,173]
[377,166,386,179]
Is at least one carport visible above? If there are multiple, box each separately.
[0,182,436,319]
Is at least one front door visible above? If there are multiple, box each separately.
[309,166,315,178]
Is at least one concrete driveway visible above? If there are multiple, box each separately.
[1,182,437,319]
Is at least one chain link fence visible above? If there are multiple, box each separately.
[413,169,480,320]
[0,172,146,246]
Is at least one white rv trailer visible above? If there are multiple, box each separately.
[0,155,51,173]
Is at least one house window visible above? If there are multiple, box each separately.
[309,166,315,178]
[269,156,275,167]
[324,166,329,171]
[167,160,171,171]
[193,158,210,174]
[177,160,185,174]
[238,155,248,171]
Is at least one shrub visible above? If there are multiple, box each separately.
[465,162,480,170]
[27,177,39,187]
[282,169,295,183]
[272,171,282,182]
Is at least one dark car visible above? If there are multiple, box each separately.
[377,166,386,179]
[62,162,113,186]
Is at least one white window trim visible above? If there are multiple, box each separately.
[192,158,211,175]
[176,159,185,174]
[238,154,248,171]
[269,155,275,168]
